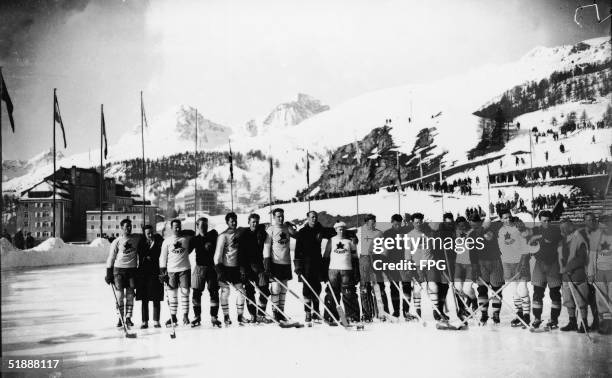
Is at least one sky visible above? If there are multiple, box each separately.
[0,0,610,161]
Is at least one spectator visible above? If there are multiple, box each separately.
[25,232,35,249]
[14,229,25,249]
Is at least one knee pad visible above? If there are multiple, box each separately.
[427,282,438,294]
[533,286,545,302]
[517,282,529,297]
[270,282,281,295]
[549,287,561,302]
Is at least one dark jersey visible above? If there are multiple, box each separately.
[192,230,218,267]
[532,226,562,265]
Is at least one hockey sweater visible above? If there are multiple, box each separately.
[106,234,141,268]
[356,226,383,256]
[263,223,294,265]
[160,235,191,273]
[497,225,529,264]
[326,236,356,270]
[214,228,240,267]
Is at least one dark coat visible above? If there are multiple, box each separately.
[136,233,164,301]
[237,225,267,274]
[295,222,335,281]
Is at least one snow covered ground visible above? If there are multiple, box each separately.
[2,263,610,377]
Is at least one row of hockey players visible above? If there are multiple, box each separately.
[104,208,612,334]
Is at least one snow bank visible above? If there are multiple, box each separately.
[0,237,110,270]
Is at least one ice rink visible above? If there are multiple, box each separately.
[2,263,611,378]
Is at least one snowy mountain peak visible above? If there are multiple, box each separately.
[245,93,330,136]
[520,37,610,65]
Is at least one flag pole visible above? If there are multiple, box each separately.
[52,89,57,238]
[486,163,492,218]
[100,104,104,238]
[140,91,146,229]
[529,131,535,221]
[194,108,198,227]
[268,146,273,225]
[396,151,401,215]
[306,150,311,212]
[0,67,3,236]
[439,161,445,216]
[229,140,234,213]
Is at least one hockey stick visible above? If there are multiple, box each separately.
[225,281,289,328]
[390,280,426,326]
[477,277,546,332]
[567,280,594,343]
[592,282,612,313]
[411,277,465,330]
[163,283,176,339]
[326,281,350,327]
[249,280,304,328]
[456,271,522,327]
[299,274,342,327]
[273,277,325,322]
[326,281,364,330]
[441,270,476,319]
[110,283,137,338]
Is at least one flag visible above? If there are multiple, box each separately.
[269,156,274,182]
[54,91,67,148]
[101,106,108,159]
[1,71,15,132]
[439,161,443,182]
[306,150,310,186]
[141,94,149,129]
[228,142,234,181]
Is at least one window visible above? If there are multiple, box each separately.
[24,212,28,218]
[24,203,28,208]
[24,221,28,227]
[116,216,118,220]
[108,225,111,229]
[90,225,94,230]
[36,232,41,237]
[107,216,111,220]
[90,216,94,221]
[116,225,119,229]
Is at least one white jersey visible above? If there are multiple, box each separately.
[455,230,471,265]
[405,228,429,262]
[106,234,140,268]
[160,235,191,273]
[263,223,293,265]
[327,236,356,270]
[595,233,612,271]
[214,228,239,267]
[497,225,529,264]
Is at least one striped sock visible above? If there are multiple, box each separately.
[513,295,522,315]
[521,296,531,316]
[279,292,286,312]
[220,286,230,316]
[125,289,134,318]
[168,289,178,316]
[235,284,245,315]
[180,289,189,316]
[492,297,501,316]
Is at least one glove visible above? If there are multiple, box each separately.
[215,264,226,283]
[158,268,169,285]
[105,268,113,285]
[263,257,271,275]
[294,259,304,277]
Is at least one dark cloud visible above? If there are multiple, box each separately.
[0,0,93,62]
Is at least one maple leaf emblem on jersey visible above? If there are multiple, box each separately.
[172,241,185,254]
[337,242,344,249]
[278,232,288,245]
[504,232,511,240]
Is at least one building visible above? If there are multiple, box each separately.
[183,189,223,215]
[85,204,156,240]
[17,165,158,242]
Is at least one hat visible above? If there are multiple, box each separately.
[333,221,347,229]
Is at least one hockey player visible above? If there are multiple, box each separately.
[263,208,297,322]
[529,210,563,329]
[325,221,359,322]
[214,212,247,326]
[472,214,505,325]
[584,212,602,331]
[383,214,410,318]
[588,215,612,334]
[453,216,478,319]
[356,214,388,321]
[136,225,163,329]
[105,218,141,328]
[559,219,590,333]
[432,213,456,321]
[238,213,273,324]
[405,213,431,320]
[497,210,532,327]
[159,219,192,327]
[294,211,333,324]
[190,217,221,328]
